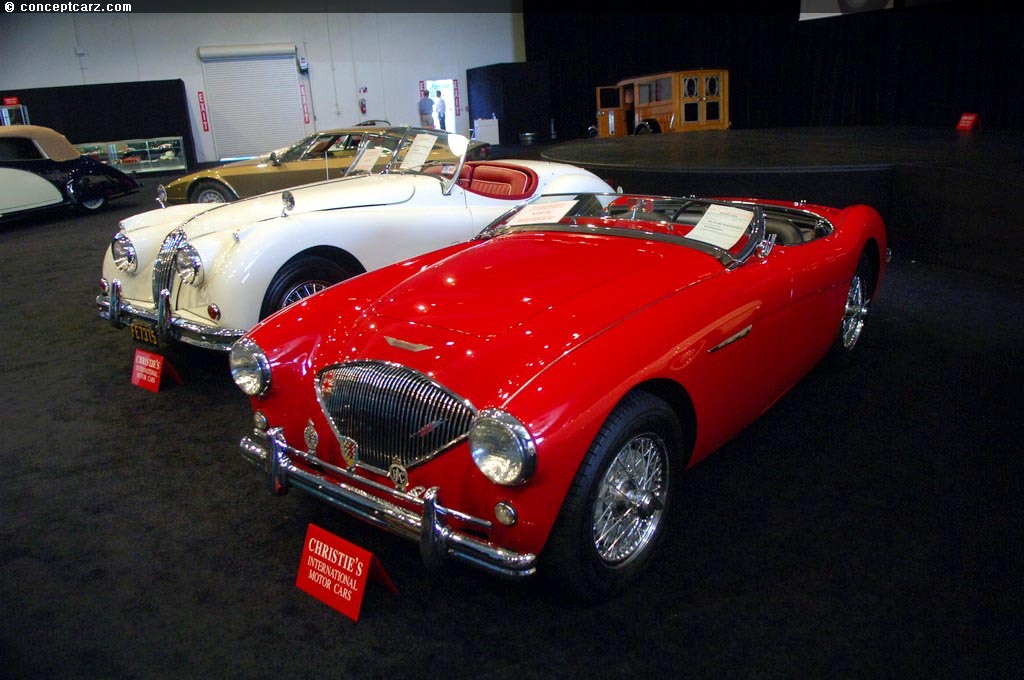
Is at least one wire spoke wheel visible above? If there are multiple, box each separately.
[196,188,227,203]
[591,432,668,566]
[840,273,868,350]
[281,280,329,308]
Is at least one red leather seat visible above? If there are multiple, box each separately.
[465,163,537,199]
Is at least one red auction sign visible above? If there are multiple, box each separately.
[956,112,979,131]
[132,349,164,392]
[131,348,181,392]
[296,524,396,621]
[3,96,19,106]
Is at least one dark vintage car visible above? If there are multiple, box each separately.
[230,192,888,601]
[0,124,141,218]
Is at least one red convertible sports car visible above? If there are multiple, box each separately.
[232,192,888,600]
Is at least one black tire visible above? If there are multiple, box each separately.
[75,195,106,213]
[827,249,875,366]
[543,391,683,602]
[587,126,599,139]
[259,255,354,319]
[189,180,234,203]
[839,0,889,13]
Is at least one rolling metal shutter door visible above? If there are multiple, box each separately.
[198,44,305,160]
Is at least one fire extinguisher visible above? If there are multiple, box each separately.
[359,98,366,115]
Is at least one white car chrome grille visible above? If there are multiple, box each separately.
[152,228,187,301]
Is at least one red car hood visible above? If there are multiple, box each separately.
[299,231,724,406]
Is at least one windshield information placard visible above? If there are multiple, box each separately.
[506,199,577,226]
[688,204,753,250]
[399,133,438,171]
[351,147,383,174]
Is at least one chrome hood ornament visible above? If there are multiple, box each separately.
[385,336,432,352]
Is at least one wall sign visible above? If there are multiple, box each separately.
[197,91,209,132]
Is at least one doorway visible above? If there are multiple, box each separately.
[424,78,455,133]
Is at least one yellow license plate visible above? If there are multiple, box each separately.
[129,321,160,346]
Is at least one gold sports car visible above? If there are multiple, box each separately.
[162,126,387,204]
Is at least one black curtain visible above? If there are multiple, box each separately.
[523,2,1024,138]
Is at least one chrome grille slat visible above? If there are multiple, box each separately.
[316,361,477,473]
[153,229,187,302]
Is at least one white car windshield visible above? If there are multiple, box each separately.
[344,127,468,181]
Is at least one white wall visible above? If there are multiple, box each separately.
[0,12,524,163]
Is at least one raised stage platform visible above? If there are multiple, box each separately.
[502,127,1024,282]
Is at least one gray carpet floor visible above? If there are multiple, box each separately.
[1,183,1020,678]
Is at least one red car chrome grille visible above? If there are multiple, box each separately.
[315,360,477,474]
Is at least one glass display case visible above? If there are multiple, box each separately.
[1,104,30,125]
[74,136,186,174]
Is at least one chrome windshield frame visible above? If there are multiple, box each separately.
[477,192,767,268]
[343,127,469,195]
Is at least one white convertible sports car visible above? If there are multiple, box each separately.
[97,127,614,351]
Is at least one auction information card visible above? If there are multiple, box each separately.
[296,524,396,621]
[688,204,754,251]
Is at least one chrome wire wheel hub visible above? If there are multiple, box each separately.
[282,280,329,307]
[841,275,868,350]
[591,433,668,566]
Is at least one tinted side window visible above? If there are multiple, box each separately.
[0,137,45,161]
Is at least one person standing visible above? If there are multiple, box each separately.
[418,91,434,128]
[435,90,447,131]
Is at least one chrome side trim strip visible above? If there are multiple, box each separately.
[708,324,753,353]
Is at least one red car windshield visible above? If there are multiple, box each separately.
[480,193,767,267]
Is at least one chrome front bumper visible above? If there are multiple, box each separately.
[97,280,244,352]
[240,427,537,580]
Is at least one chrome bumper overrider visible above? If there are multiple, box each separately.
[97,280,244,352]
[240,427,538,580]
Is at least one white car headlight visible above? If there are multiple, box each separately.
[174,243,204,285]
[111,232,137,274]
[469,408,537,486]
[230,338,271,396]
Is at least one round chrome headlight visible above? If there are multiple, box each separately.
[174,243,204,285]
[469,408,537,486]
[111,232,137,274]
[230,338,271,397]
